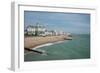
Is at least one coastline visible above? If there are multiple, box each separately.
[24,34,90,61]
[32,40,65,50]
[24,35,72,49]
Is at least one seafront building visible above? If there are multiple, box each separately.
[26,23,46,36]
[25,23,67,36]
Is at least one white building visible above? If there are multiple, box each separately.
[25,23,67,36]
[26,24,46,36]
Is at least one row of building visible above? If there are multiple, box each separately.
[24,23,67,36]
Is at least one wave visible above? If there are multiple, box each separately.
[32,41,65,50]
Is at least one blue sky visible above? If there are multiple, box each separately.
[24,11,90,34]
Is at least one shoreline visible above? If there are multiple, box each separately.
[24,35,72,49]
[32,40,65,50]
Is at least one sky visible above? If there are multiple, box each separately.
[24,11,90,34]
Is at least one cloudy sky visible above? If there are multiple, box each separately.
[24,11,90,34]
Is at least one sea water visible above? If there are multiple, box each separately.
[24,34,90,61]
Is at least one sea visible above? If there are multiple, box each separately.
[24,34,90,61]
